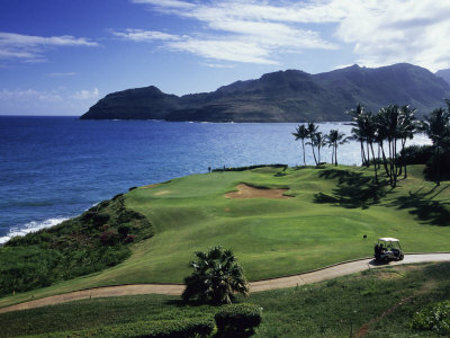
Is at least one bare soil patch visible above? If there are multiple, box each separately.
[154,190,171,196]
[225,184,292,199]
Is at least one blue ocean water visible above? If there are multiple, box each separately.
[0,116,430,243]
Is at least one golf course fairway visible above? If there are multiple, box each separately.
[1,164,449,308]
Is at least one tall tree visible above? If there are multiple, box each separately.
[421,105,450,186]
[348,104,368,166]
[326,129,348,165]
[292,124,309,166]
[398,105,418,178]
[306,122,319,165]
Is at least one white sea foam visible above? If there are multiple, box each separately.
[0,217,69,245]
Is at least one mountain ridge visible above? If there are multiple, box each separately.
[81,63,450,122]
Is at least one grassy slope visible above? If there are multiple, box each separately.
[1,262,449,337]
[0,164,449,308]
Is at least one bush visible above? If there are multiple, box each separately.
[215,303,262,336]
[411,300,450,335]
[36,318,215,338]
[424,151,450,181]
[182,246,249,304]
[400,145,433,165]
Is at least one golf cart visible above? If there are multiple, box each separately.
[374,237,404,263]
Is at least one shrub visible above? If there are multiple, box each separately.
[400,145,433,165]
[100,230,120,246]
[118,225,130,237]
[411,300,450,335]
[182,246,249,304]
[215,303,262,336]
[36,318,215,338]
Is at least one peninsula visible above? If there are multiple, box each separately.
[81,63,450,122]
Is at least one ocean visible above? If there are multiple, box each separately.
[0,116,430,244]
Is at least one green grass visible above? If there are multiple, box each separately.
[1,262,449,337]
[1,164,449,308]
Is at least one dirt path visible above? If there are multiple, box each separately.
[1,253,449,314]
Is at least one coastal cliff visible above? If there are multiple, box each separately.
[81,63,450,122]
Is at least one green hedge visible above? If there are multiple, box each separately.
[214,303,262,336]
[411,300,450,335]
[29,317,215,338]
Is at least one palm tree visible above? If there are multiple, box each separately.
[306,122,319,165]
[421,106,450,186]
[292,124,309,166]
[326,129,348,165]
[348,104,368,166]
[314,132,326,164]
[182,246,249,304]
[398,105,418,178]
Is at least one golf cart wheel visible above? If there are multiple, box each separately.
[399,254,404,261]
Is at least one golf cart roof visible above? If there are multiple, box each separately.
[378,237,399,242]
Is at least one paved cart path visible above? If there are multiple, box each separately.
[1,253,449,314]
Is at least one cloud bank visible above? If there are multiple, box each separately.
[125,0,450,70]
[0,32,98,63]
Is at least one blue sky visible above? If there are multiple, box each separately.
[1,0,450,116]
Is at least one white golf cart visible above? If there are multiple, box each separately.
[374,237,404,263]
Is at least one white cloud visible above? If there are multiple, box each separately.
[169,38,278,64]
[0,87,101,115]
[131,0,195,9]
[125,1,336,64]
[0,89,63,103]
[0,32,98,62]
[332,0,450,71]
[129,0,450,70]
[71,88,100,100]
[112,29,181,42]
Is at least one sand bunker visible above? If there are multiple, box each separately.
[225,184,292,199]
[154,190,171,196]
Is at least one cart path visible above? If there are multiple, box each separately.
[1,253,449,314]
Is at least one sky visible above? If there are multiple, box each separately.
[1,0,450,116]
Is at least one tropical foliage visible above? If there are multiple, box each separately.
[326,129,349,166]
[182,246,249,304]
[292,124,309,166]
[293,123,348,166]
[420,100,450,185]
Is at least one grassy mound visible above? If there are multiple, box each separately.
[0,195,153,297]
[1,262,448,337]
[0,164,449,308]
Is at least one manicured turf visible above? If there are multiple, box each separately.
[1,165,449,308]
[1,262,449,337]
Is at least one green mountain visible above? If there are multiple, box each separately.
[81,63,450,122]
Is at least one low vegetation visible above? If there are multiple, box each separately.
[182,246,249,304]
[0,263,448,337]
[0,195,153,297]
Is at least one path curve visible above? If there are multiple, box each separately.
[1,253,449,314]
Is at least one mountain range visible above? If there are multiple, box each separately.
[81,63,450,122]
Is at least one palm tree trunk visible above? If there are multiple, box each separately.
[401,138,407,179]
[302,140,306,166]
[360,141,366,166]
[311,145,318,166]
[366,142,371,167]
[370,142,378,182]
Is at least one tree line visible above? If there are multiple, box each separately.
[293,100,450,187]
